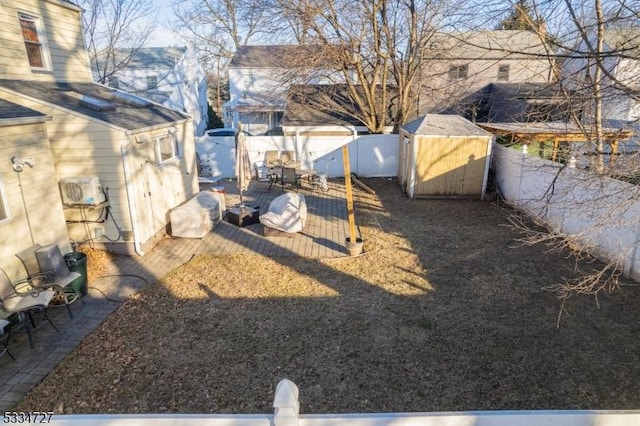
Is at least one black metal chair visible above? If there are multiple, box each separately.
[0,268,58,349]
[15,244,82,319]
[281,167,300,192]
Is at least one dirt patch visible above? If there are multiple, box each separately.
[15,178,640,414]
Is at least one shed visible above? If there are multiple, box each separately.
[399,114,493,198]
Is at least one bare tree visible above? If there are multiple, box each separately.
[281,0,462,133]
[79,0,158,84]
[484,0,640,314]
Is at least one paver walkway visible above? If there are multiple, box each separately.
[0,179,349,409]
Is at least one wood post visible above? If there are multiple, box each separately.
[342,145,358,244]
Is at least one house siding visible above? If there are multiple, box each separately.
[0,0,91,82]
[0,120,70,281]
[1,87,199,252]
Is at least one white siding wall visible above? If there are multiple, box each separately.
[0,120,70,281]
[0,0,91,82]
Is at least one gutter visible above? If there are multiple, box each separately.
[121,133,145,256]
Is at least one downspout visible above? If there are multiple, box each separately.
[121,133,145,256]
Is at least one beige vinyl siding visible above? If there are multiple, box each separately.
[0,0,91,82]
[0,121,70,281]
[0,89,198,252]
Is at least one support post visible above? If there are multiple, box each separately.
[342,145,357,245]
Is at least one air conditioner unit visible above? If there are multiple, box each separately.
[59,176,106,206]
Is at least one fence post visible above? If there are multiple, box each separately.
[273,379,299,426]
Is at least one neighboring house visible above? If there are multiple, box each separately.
[95,46,209,135]
[225,45,343,135]
[451,82,578,123]
[0,0,199,257]
[281,84,396,136]
[0,100,70,281]
[420,30,555,115]
[562,29,640,123]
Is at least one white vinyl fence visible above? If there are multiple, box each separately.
[492,143,640,280]
[195,134,399,179]
[41,379,640,425]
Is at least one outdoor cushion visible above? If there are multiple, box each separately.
[260,193,307,234]
[170,191,224,238]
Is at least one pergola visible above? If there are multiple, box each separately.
[478,122,634,162]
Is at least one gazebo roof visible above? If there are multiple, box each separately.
[477,122,634,142]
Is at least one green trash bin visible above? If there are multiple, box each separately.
[63,252,88,297]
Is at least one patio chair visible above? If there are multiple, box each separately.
[281,167,300,192]
[15,244,82,319]
[0,268,58,349]
[280,151,295,166]
[264,150,280,167]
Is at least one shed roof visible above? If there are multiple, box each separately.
[0,80,188,131]
[402,114,492,137]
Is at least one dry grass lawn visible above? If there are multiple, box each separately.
[15,179,640,414]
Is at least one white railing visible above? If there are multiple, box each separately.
[39,379,640,425]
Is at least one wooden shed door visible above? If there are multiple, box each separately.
[414,136,488,196]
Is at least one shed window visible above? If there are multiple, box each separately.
[18,13,50,70]
[497,64,510,81]
[448,64,468,80]
[0,174,11,225]
[155,133,179,164]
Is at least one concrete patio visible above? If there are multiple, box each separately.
[0,178,350,409]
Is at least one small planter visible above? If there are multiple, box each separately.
[345,237,364,256]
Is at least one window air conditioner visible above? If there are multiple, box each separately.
[59,176,106,206]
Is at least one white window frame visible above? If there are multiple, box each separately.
[448,64,468,80]
[0,173,12,225]
[17,12,52,71]
[154,132,180,165]
[243,72,255,90]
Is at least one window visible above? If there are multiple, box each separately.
[498,64,510,81]
[448,64,468,80]
[243,73,255,90]
[146,75,157,90]
[18,12,50,70]
[108,76,119,89]
[0,174,11,225]
[155,133,179,164]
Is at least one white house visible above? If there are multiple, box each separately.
[224,45,343,135]
[562,29,640,123]
[96,46,209,135]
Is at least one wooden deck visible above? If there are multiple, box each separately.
[152,178,350,259]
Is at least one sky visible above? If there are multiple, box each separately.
[144,0,184,47]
